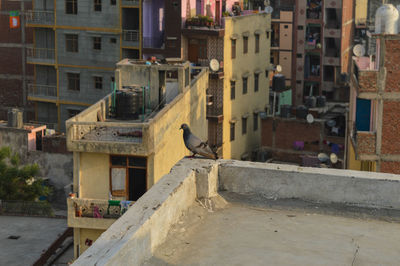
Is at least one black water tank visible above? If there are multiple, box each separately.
[272,74,285,91]
[296,105,308,119]
[316,96,326,107]
[280,105,291,118]
[116,89,143,120]
[304,96,316,108]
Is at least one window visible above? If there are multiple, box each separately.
[242,77,248,94]
[243,36,248,54]
[66,34,78,52]
[110,156,147,201]
[254,73,259,92]
[230,123,235,141]
[199,39,207,59]
[230,80,235,100]
[255,34,260,53]
[298,25,304,30]
[242,117,247,135]
[111,76,115,83]
[297,53,302,58]
[253,113,258,131]
[231,39,236,59]
[67,73,80,91]
[68,109,81,118]
[66,0,77,14]
[110,38,117,44]
[94,0,102,11]
[93,37,101,50]
[94,76,102,89]
[110,0,116,5]
[266,31,270,39]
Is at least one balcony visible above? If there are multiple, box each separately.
[28,84,57,100]
[182,16,225,37]
[352,129,377,160]
[121,0,139,7]
[323,56,340,66]
[352,58,378,94]
[67,197,131,230]
[25,10,54,25]
[26,47,55,65]
[122,30,140,48]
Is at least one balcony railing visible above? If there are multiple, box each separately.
[121,0,139,6]
[67,197,132,229]
[28,84,57,98]
[122,30,139,42]
[25,10,54,25]
[27,47,55,62]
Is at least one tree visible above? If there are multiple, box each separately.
[0,147,51,201]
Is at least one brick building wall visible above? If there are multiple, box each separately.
[358,71,378,93]
[0,0,33,120]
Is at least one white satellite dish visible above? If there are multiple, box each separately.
[306,113,314,124]
[276,65,282,73]
[330,153,338,164]
[209,59,220,72]
[353,44,366,57]
[265,6,273,14]
[318,153,329,162]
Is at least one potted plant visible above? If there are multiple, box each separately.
[206,16,214,27]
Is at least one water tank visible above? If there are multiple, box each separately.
[316,96,326,107]
[116,88,143,120]
[304,96,316,108]
[7,108,23,128]
[296,105,308,119]
[375,4,399,34]
[280,105,291,118]
[272,74,286,91]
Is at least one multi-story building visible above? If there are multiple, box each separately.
[26,0,182,131]
[0,0,33,120]
[348,4,400,175]
[181,1,271,159]
[66,59,208,258]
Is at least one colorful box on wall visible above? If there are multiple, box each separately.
[9,11,20,29]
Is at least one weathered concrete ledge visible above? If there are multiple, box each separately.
[73,159,400,265]
[219,160,400,209]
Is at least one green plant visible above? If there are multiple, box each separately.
[222,11,230,17]
[0,147,51,201]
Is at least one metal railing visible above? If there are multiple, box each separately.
[27,47,55,61]
[28,84,57,98]
[122,0,140,5]
[122,30,139,42]
[25,10,54,24]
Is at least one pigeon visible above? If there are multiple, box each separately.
[180,124,218,160]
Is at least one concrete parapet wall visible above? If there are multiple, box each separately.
[73,159,218,266]
[219,160,400,209]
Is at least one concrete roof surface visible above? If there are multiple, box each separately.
[0,216,67,266]
[144,195,400,266]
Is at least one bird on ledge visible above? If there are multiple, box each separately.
[180,123,218,160]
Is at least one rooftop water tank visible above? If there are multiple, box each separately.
[375,4,399,34]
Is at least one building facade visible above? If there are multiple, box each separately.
[66,59,208,258]
[26,0,182,131]
[0,0,33,120]
[181,2,271,159]
[348,30,400,174]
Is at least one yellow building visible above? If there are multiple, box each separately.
[182,12,271,160]
[66,59,208,258]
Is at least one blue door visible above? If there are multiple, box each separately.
[356,98,371,131]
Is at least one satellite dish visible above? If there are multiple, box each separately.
[209,59,220,72]
[276,65,282,72]
[306,113,314,124]
[265,6,273,14]
[353,44,366,57]
[318,153,329,162]
[330,153,338,164]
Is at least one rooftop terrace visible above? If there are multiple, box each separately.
[73,159,400,265]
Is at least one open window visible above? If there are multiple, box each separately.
[110,155,147,201]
